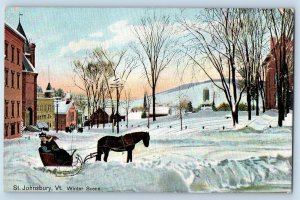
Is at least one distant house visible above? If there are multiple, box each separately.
[55,100,76,131]
[149,106,170,117]
[89,108,109,126]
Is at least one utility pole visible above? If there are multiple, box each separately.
[55,99,59,133]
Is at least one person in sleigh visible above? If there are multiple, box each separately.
[38,132,73,165]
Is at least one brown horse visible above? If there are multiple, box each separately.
[96,131,150,163]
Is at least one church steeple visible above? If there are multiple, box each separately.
[16,13,28,42]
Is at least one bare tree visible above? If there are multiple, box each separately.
[146,93,151,128]
[178,96,189,131]
[93,48,137,133]
[123,90,132,128]
[180,8,246,126]
[73,58,92,129]
[263,9,294,126]
[131,12,177,121]
[236,9,268,120]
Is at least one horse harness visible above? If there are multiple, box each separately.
[102,134,135,151]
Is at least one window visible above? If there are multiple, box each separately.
[17,73,20,89]
[11,45,15,63]
[17,49,20,65]
[11,71,15,88]
[5,101,9,118]
[17,123,20,134]
[5,41,8,59]
[11,123,15,135]
[5,124,9,137]
[17,101,20,117]
[11,101,15,117]
[5,69,9,87]
[203,88,210,102]
[70,112,74,122]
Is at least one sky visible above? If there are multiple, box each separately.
[5,7,215,99]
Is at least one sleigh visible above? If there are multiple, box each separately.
[39,150,78,167]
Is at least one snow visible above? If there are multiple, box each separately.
[130,80,257,109]
[149,106,170,115]
[5,22,26,41]
[4,110,292,193]
[55,101,73,114]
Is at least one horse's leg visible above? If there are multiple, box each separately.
[126,150,129,163]
[104,150,110,162]
[96,143,103,161]
[128,150,133,162]
[96,152,102,161]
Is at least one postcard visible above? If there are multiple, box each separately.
[4,7,294,193]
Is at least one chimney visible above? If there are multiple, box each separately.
[29,43,36,67]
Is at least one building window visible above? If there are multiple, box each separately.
[5,41,9,59]
[11,101,15,117]
[5,124,9,137]
[17,49,20,65]
[5,101,9,118]
[11,71,15,88]
[17,123,20,134]
[5,69,9,87]
[11,45,15,63]
[17,73,20,89]
[203,88,210,102]
[17,101,20,117]
[11,123,15,135]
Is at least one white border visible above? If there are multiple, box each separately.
[0,0,299,199]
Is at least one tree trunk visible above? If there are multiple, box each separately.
[232,111,236,127]
[126,110,129,128]
[152,87,156,121]
[255,72,260,116]
[277,84,284,127]
[247,86,251,120]
[285,71,290,115]
[116,88,120,133]
[180,111,183,131]
[260,89,266,113]
[147,107,150,128]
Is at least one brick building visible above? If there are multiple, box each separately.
[17,20,38,127]
[263,37,294,109]
[4,23,25,139]
[55,99,77,131]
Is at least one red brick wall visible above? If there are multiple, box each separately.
[22,72,38,126]
[4,25,24,139]
[265,37,294,109]
[57,114,66,131]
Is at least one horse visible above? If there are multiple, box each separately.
[96,131,150,163]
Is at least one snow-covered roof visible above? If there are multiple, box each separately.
[36,122,49,129]
[54,101,74,114]
[5,22,26,41]
[149,106,170,115]
[22,54,37,73]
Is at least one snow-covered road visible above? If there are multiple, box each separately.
[4,111,293,193]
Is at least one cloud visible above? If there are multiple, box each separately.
[59,19,185,56]
[102,20,137,48]
[60,20,137,56]
[89,31,104,38]
[60,39,101,56]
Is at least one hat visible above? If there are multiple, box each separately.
[39,132,46,137]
